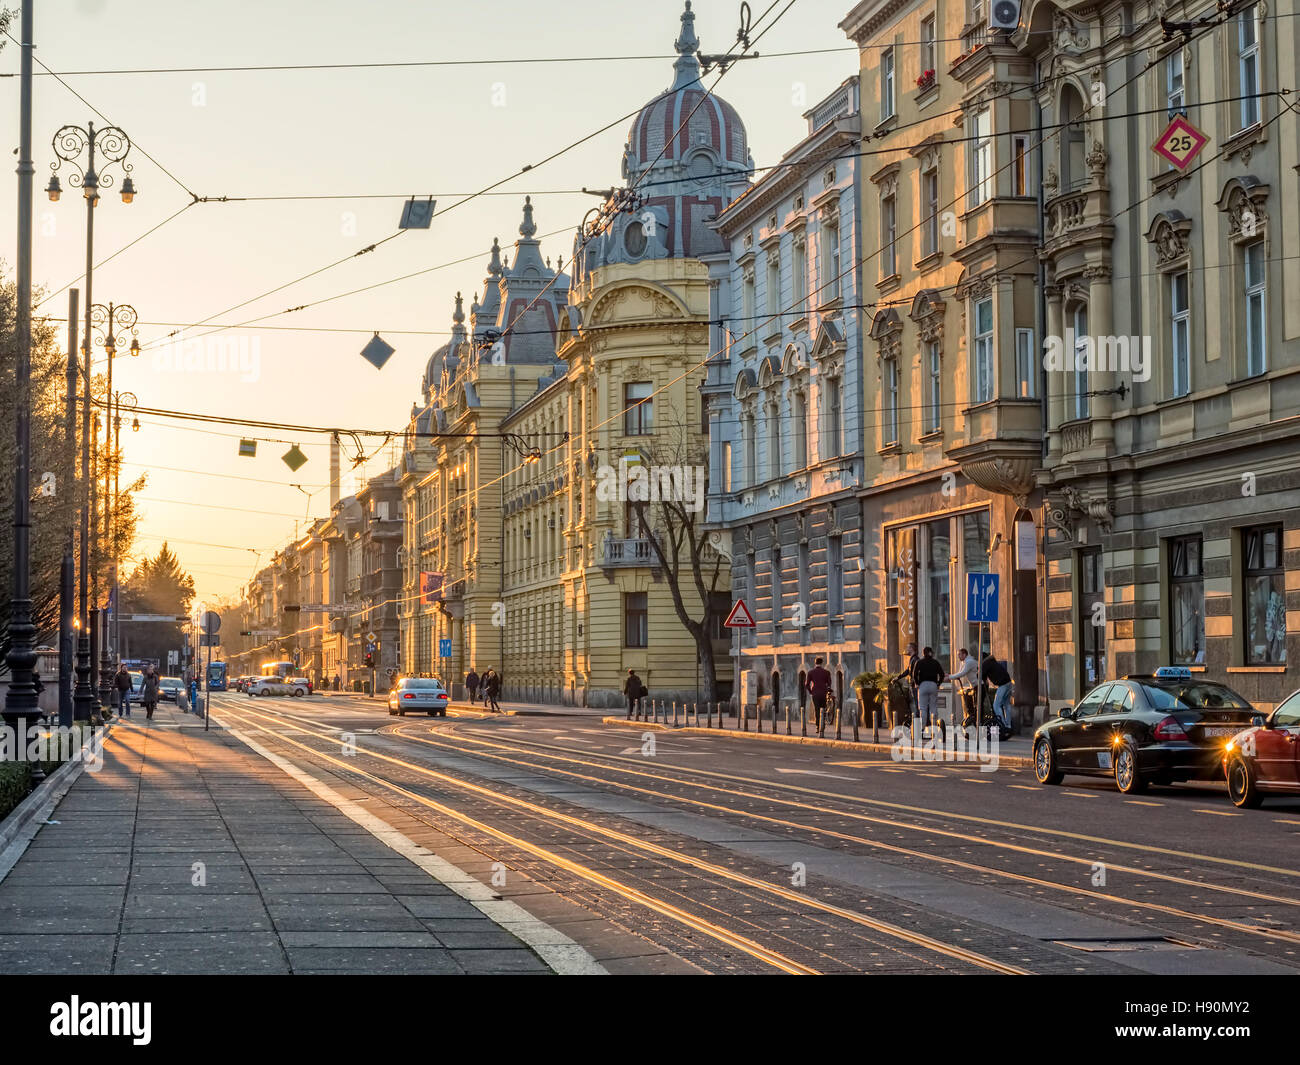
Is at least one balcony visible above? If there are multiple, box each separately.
[601,537,656,568]
[1043,185,1112,257]
[946,398,1044,499]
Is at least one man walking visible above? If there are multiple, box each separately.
[482,668,502,713]
[114,664,133,718]
[623,668,645,719]
[980,652,1014,735]
[806,658,833,734]
[912,647,946,734]
[466,668,481,705]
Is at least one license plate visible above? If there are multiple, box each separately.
[1203,727,1239,737]
[1097,751,1112,769]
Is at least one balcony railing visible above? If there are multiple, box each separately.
[601,537,656,567]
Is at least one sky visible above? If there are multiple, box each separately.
[1,0,859,604]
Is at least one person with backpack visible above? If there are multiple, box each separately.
[482,668,502,713]
[141,665,160,721]
[465,668,481,705]
[114,665,133,717]
[624,669,645,719]
[806,658,833,734]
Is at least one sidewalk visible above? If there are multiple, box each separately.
[0,701,569,974]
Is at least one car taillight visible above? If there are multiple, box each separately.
[1153,716,1188,741]
[403,693,415,699]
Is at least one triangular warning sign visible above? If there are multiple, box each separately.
[723,598,755,628]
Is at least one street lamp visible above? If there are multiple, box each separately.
[48,121,136,723]
[111,390,137,665]
[88,302,138,712]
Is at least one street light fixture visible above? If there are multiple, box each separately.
[48,120,136,723]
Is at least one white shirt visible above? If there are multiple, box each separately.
[951,656,978,689]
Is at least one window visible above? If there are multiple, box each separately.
[1166,49,1185,117]
[766,402,781,479]
[881,46,896,120]
[1237,4,1260,129]
[1072,305,1090,419]
[792,390,808,468]
[826,378,843,457]
[743,413,756,486]
[828,535,844,616]
[1168,535,1204,665]
[969,110,993,207]
[883,357,899,446]
[721,441,733,494]
[881,190,897,278]
[767,255,781,316]
[1015,328,1035,399]
[1011,135,1029,196]
[920,14,936,76]
[623,592,648,648]
[1074,683,1112,717]
[1169,271,1190,397]
[924,340,941,432]
[823,221,841,300]
[623,381,653,435]
[708,591,731,640]
[922,518,951,661]
[742,270,755,324]
[1079,546,1106,688]
[772,543,784,641]
[1244,241,1266,376]
[792,240,807,311]
[922,168,940,257]
[973,296,994,403]
[1243,524,1285,665]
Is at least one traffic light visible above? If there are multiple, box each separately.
[364,653,374,668]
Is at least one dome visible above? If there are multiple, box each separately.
[623,2,748,179]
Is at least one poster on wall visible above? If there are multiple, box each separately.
[897,527,917,651]
[420,571,443,605]
[1015,520,1037,571]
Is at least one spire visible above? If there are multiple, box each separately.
[519,195,537,239]
[452,291,465,325]
[487,238,501,276]
[671,1,702,89]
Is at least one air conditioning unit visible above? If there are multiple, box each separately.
[990,0,1020,30]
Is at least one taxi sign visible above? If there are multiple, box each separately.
[1151,115,1210,171]
[1154,665,1192,680]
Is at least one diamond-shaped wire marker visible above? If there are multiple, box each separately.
[361,332,396,370]
[238,439,257,457]
[399,197,436,229]
[281,444,308,472]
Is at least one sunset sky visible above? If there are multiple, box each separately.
[1,0,856,603]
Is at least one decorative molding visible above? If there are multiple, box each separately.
[1144,210,1193,267]
[1216,176,1270,242]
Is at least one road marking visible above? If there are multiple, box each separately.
[774,768,856,780]
[825,760,876,767]
[1274,819,1300,826]
[961,778,992,785]
[1194,808,1239,817]
[1008,784,1039,792]
[1124,800,1163,807]
[1061,791,1098,798]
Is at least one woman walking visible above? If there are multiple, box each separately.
[141,665,160,722]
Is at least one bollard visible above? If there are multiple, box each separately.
[800,702,807,737]
[852,701,860,743]
[672,700,678,727]
[835,697,843,741]
[706,701,713,728]
[741,702,748,732]
[691,701,697,726]
[784,701,791,735]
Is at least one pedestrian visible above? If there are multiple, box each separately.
[483,670,501,712]
[903,643,920,726]
[466,668,481,705]
[806,657,833,734]
[912,647,946,733]
[980,652,1014,734]
[332,674,340,692]
[114,664,132,717]
[188,675,199,713]
[950,647,978,728]
[141,665,160,721]
[623,668,645,719]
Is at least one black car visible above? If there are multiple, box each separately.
[1032,669,1261,794]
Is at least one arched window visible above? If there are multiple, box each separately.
[792,390,808,469]
[1060,86,1087,190]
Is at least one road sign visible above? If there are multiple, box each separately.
[438,638,452,658]
[966,572,1000,624]
[1152,114,1209,170]
[723,599,755,628]
[200,610,221,635]
[168,650,178,665]
[123,614,189,622]
[365,630,377,644]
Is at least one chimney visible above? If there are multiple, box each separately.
[330,432,340,508]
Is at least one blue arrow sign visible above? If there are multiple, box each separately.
[966,572,1000,624]
[438,638,452,659]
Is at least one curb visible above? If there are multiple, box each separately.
[599,716,1035,767]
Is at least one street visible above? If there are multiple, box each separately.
[202,693,1300,976]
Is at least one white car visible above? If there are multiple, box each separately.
[388,678,449,717]
[247,678,309,698]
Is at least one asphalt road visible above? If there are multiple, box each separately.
[209,692,1300,976]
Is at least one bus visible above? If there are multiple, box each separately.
[259,661,296,681]
[206,661,228,691]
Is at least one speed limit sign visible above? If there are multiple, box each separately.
[1152,115,1209,171]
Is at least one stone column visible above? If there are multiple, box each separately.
[1085,264,1115,446]
[1045,283,1065,460]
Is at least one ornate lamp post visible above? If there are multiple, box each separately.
[47,121,136,722]
[111,389,138,663]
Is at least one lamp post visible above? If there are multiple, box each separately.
[111,390,138,663]
[47,120,136,721]
[4,0,39,731]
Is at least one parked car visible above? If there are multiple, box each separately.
[388,677,449,717]
[1223,687,1300,807]
[246,677,309,698]
[129,671,143,696]
[159,677,184,702]
[1033,667,1261,794]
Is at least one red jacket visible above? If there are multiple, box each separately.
[807,667,833,698]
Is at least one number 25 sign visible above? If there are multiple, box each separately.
[1152,114,1210,170]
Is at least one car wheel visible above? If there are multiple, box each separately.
[1033,737,1063,785]
[1226,755,1261,808]
[1114,743,1147,794]
[428,709,437,717]
[387,707,396,716]
[292,688,305,698]
[398,710,405,716]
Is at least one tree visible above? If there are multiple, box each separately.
[616,420,730,702]
[120,543,196,663]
